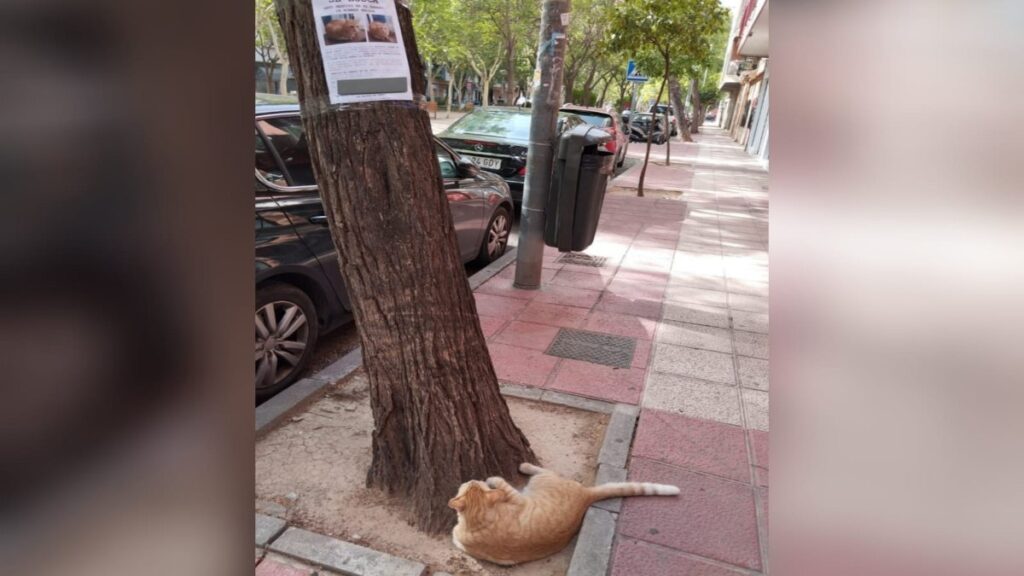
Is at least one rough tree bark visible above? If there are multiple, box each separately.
[689,77,701,134]
[668,74,693,143]
[274,0,537,534]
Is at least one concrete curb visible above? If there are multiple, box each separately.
[255,347,362,436]
[255,249,518,437]
[268,526,427,576]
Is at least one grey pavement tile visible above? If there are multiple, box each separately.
[668,272,728,291]
[567,508,616,576]
[742,388,769,431]
[732,310,769,334]
[642,372,742,426]
[729,292,769,313]
[652,343,736,385]
[737,356,769,390]
[663,285,729,308]
[733,330,768,360]
[662,301,731,329]
[256,514,287,547]
[657,321,732,354]
[592,464,627,513]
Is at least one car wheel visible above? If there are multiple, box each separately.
[476,205,511,264]
[255,283,319,398]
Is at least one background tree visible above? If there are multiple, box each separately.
[608,0,728,194]
[255,0,287,94]
[453,2,504,107]
[411,0,463,114]
[273,0,536,534]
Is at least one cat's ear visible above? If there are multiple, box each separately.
[448,496,465,511]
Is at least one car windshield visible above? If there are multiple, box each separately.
[448,110,579,140]
[573,113,613,128]
[447,110,533,140]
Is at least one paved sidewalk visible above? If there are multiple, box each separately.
[476,127,769,575]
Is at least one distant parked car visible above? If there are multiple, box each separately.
[255,101,514,397]
[649,104,678,136]
[560,104,630,168]
[438,107,587,202]
[627,113,668,144]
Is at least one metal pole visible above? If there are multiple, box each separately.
[514,0,570,290]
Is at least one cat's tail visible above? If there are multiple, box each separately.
[587,482,680,503]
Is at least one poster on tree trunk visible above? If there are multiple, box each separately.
[311,0,412,105]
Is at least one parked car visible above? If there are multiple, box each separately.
[649,104,678,136]
[627,112,668,144]
[255,102,514,397]
[437,107,587,202]
[560,105,630,168]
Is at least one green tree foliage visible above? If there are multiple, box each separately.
[256,0,288,94]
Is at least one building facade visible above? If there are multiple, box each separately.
[719,0,769,161]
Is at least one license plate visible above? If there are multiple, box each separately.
[464,155,502,170]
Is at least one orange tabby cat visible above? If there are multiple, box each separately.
[448,462,679,566]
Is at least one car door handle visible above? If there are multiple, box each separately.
[309,214,329,225]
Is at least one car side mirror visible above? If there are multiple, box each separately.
[457,158,479,177]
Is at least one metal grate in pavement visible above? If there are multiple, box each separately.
[545,329,636,369]
[556,253,608,267]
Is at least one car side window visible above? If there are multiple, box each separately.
[256,116,316,187]
[256,131,288,188]
[435,144,459,179]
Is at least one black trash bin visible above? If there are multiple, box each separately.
[544,124,615,252]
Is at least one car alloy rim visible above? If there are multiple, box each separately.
[487,213,509,257]
[255,300,308,390]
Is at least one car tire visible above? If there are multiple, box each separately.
[255,283,319,399]
[476,205,512,265]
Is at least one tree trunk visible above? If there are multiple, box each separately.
[278,59,290,95]
[597,78,611,108]
[506,43,517,105]
[668,74,693,143]
[274,0,536,535]
[482,75,491,108]
[689,77,701,134]
[663,58,670,164]
[426,61,434,109]
[446,68,454,118]
[264,61,276,93]
[637,72,667,197]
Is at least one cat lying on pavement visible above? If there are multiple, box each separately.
[449,462,679,566]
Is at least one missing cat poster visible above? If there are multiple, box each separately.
[312,0,413,105]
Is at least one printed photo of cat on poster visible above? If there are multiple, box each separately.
[366,14,397,43]
[322,14,366,45]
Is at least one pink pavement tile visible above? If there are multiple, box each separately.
[605,278,668,301]
[750,430,769,487]
[549,268,614,291]
[618,458,762,571]
[632,410,750,483]
[595,293,664,319]
[475,277,539,301]
[583,310,658,340]
[478,315,507,339]
[486,342,559,388]
[517,301,589,328]
[533,284,602,309]
[548,359,645,404]
[474,293,529,319]
[611,538,743,576]
[497,264,558,283]
[632,338,652,369]
[614,269,671,286]
[493,321,560,351]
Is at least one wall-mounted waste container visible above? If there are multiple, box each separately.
[543,124,615,252]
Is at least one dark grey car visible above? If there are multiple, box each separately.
[255,101,513,397]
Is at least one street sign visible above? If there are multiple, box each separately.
[626,59,649,83]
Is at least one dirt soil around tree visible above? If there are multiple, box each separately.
[255,370,610,576]
[606,185,685,200]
